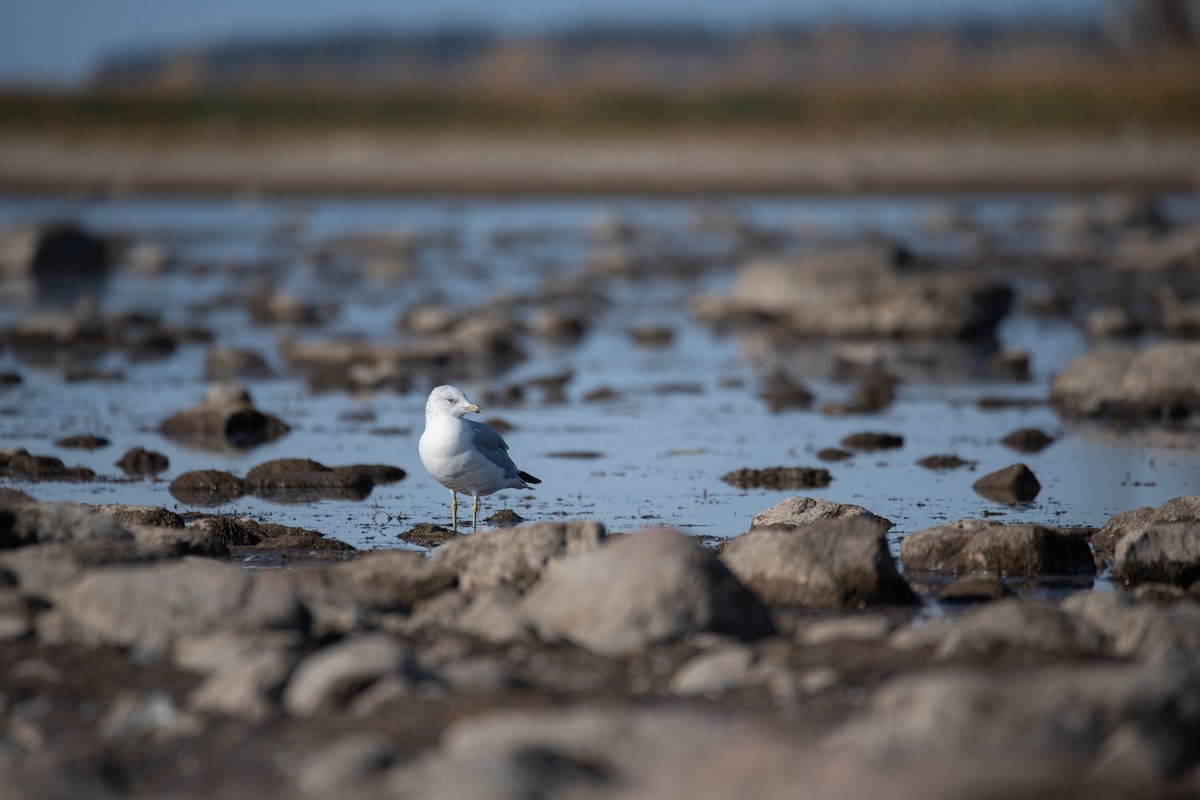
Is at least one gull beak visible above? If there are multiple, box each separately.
[466,403,483,414]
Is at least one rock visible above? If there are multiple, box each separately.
[971,463,1041,504]
[916,454,973,471]
[1062,591,1200,662]
[1093,496,1200,558]
[94,504,185,529]
[168,470,247,506]
[295,734,397,797]
[398,523,460,549]
[1086,305,1141,338]
[242,520,355,552]
[798,614,897,645]
[483,509,525,527]
[721,519,917,609]
[845,657,1200,780]
[703,243,1012,338]
[0,487,36,508]
[758,370,814,412]
[1,502,134,547]
[432,520,606,593]
[1051,342,1200,420]
[188,516,263,547]
[0,540,170,597]
[0,220,110,304]
[0,450,95,482]
[937,574,1013,603]
[1000,428,1055,454]
[816,447,853,462]
[840,431,904,451]
[528,309,586,341]
[935,598,1103,660]
[900,520,1096,576]
[204,346,272,380]
[669,645,755,695]
[52,434,109,450]
[115,447,169,476]
[296,550,455,614]
[129,524,230,558]
[987,349,1031,382]
[521,529,773,656]
[175,631,302,720]
[389,704,733,800]
[58,559,305,653]
[406,586,531,645]
[282,634,426,717]
[749,496,893,533]
[720,467,832,490]
[1112,522,1200,588]
[159,383,290,448]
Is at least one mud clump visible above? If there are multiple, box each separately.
[398,523,461,548]
[972,464,1042,504]
[1001,428,1056,454]
[169,470,248,506]
[484,509,525,527]
[0,449,95,482]
[53,434,110,450]
[841,431,904,452]
[917,454,974,471]
[159,383,290,449]
[721,467,833,490]
[243,458,405,502]
[816,448,853,462]
[116,447,170,476]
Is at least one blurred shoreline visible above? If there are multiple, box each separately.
[1,133,1197,195]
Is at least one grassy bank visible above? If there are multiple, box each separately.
[3,59,1199,141]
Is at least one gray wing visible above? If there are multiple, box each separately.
[466,419,523,481]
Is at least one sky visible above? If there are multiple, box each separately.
[0,0,1099,85]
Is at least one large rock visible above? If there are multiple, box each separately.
[900,520,1096,577]
[843,658,1200,781]
[1051,342,1200,420]
[431,520,605,593]
[721,519,916,609]
[1094,496,1200,558]
[696,243,1011,339]
[294,550,456,614]
[282,633,427,717]
[520,529,773,656]
[934,598,1103,660]
[159,383,290,449]
[1112,522,1200,588]
[57,558,306,653]
[748,496,893,533]
[168,470,247,506]
[971,464,1041,504]
[1062,591,1200,662]
[0,450,95,482]
[94,504,185,529]
[175,631,303,720]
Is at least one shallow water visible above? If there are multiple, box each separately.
[2,192,1199,570]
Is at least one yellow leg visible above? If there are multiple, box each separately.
[472,496,479,532]
[450,491,458,529]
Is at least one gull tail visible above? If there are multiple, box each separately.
[518,471,541,486]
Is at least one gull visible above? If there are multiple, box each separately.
[418,385,540,530]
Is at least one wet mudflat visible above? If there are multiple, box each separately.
[2,193,1200,550]
[2,190,1200,798]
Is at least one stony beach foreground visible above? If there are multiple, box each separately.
[1,490,1199,799]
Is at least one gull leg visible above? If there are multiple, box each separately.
[472,496,479,532]
[450,491,458,529]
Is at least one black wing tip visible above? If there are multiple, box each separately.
[518,470,542,485]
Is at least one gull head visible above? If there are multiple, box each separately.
[426,384,483,420]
